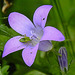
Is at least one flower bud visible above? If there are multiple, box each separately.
[58,47,68,72]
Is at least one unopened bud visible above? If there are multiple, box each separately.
[58,47,68,72]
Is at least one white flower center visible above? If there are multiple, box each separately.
[30,25,43,46]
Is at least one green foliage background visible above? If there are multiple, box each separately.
[0,0,75,75]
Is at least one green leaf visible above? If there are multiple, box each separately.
[13,64,31,75]
[0,71,2,75]
[0,24,20,51]
[25,70,46,75]
[1,65,9,75]
[0,35,10,51]
[45,51,61,75]
[0,24,19,37]
[67,59,75,75]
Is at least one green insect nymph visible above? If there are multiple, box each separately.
[19,35,31,43]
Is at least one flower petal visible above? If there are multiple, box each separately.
[38,40,52,51]
[8,12,35,37]
[22,44,39,67]
[33,5,53,28]
[2,36,26,57]
[41,26,65,41]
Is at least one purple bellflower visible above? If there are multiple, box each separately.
[58,47,68,72]
[2,5,65,67]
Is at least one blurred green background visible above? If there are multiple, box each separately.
[0,0,75,75]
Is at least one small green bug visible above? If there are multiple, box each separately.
[19,35,31,43]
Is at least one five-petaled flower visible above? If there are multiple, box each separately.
[2,5,65,67]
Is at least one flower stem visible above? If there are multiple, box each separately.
[61,71,66,75]
[51,0,75,57]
